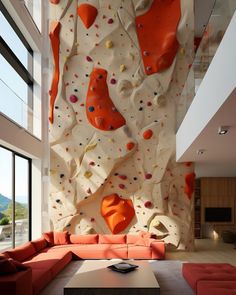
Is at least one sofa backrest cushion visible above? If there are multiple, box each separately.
[0,257,17,275]
[126,234,139,244]
[43,231,54,246]
[31,237,47,252]
[99,234,126,244]
[70,234,98,244]
[5,242,36,262]
[54,231,70,245]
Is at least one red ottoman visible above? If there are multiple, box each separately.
[182,263,236,292]
[198,281,236,295]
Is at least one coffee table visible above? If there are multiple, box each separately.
[64,260,160,295]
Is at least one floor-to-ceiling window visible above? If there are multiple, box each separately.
[0,1,41,138]
[0,146,31,251]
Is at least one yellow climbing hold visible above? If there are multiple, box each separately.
[84,142,97,153]
[120,64,126,72]
[129,52,135,60]
[105,40,113,49]
[84,171,92,179]
[180,47,185,55]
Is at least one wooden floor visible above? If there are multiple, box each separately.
[166,238,236,265]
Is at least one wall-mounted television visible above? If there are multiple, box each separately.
[205,207,232,222]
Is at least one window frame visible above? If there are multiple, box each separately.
[0,1,33,85]
[0,144,32,248]
[0,0,37,136]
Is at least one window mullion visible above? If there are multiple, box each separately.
[12,152,15,248]
[0,36,33,85]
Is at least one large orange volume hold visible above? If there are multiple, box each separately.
[101,194,135,234]
[184,172,196,200]
[86,68,126,131]
[135,0,181,75]
[49,21,61,124]
[77,3,98,29]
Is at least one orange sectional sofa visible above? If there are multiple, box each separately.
[0,233,165,295]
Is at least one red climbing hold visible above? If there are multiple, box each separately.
[69,95,78,103]
[50,0,60,4]
[126,141,135,151]
[86,68,126,131]
[118,184,126,189]
[86,56,93,62]
[77,3,98,29]
[118,175,127,180]
[143,129,153,140]
[49,21,61,124]
[135,0,181,75]
[145,173,152,180]
[184,172,196,200]
[144,201,153,209]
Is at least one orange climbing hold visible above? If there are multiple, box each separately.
[135,0,181,75]
[49,21,61,124]
[77,3,98,29]
[101,194,135,234]
[184,172,196,200]
[86,68,126,131]
[143,129,153,140]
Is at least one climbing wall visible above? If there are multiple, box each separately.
[49,0,195,250]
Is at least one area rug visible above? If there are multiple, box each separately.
[40,260,194,295]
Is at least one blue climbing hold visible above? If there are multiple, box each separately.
[88,106,95,112]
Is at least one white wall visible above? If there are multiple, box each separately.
[195,162,236,178]
[176,11,236,161]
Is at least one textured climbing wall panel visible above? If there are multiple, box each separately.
[49,0,195,250]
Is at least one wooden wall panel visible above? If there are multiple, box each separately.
[200,177,236,227]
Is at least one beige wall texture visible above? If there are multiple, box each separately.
[49,0,194,250]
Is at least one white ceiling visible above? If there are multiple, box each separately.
[178,88,236,166]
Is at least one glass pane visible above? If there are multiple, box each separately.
[0,147,13,251]
[15,155,29,247]
[0,11,28,68]
[24,0,41,32]
[0,55,28,128]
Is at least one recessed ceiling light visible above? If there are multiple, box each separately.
[197,149,205,155]
[218,126,229,135]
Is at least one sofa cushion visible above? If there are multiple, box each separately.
[99,234,126,244]
[6,242,36,262]
[151,241,165,259]
[182,263,236,292]
[31,237,47,252]
[50,251,72,277]
[127,244,152,259]
[53,231,70,245]
[70,234,98,244]
[0,257,17,275]
[126,234,139,244]
[43,231,54,246]
[71,244,128,259]
[198,281,236,295]
[31,268,52,295]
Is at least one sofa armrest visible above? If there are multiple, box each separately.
[0,268,32,295]
[151,241,165,259]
